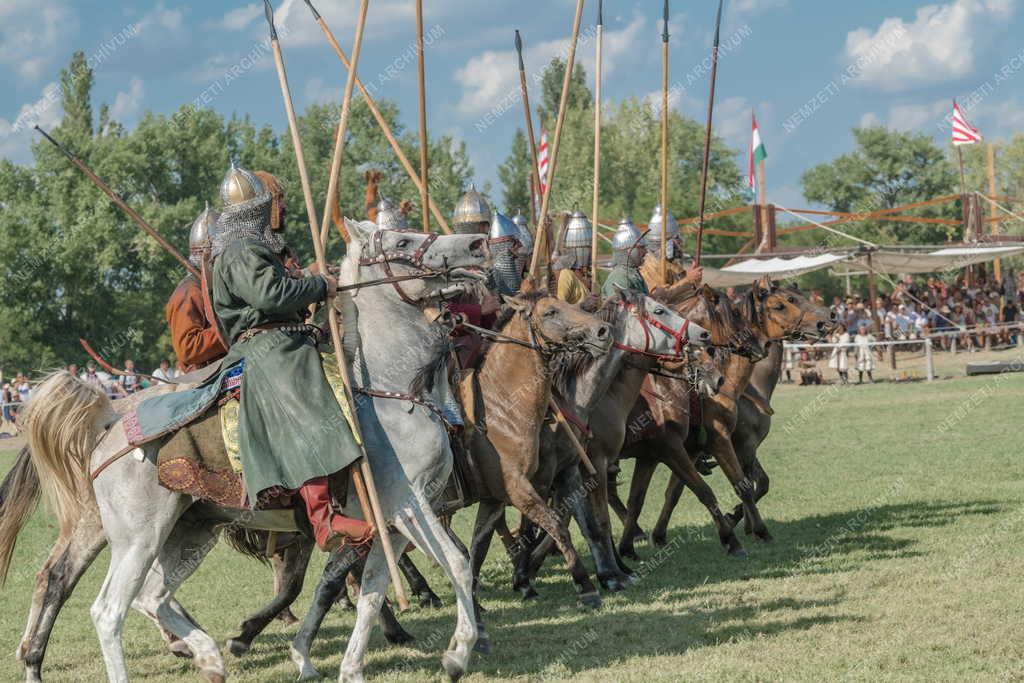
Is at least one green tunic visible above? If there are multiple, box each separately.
[601,265,649,298]
[211,238,362,497]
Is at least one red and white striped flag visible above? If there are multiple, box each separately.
[537,125,549,196]
[951,100,982,146]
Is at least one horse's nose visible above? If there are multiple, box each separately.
[595,324,610,340]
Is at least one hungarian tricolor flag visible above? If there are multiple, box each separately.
[538,125,550,196]
[951,100,982,146]
[749,112,767,190]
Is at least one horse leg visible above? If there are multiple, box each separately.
[553,465,623,592]
[607,466,629,525]
[708,430,772,542]
[18,509,108,683]
[272,543,301,624]
[399,552,443,609]
[505,474,601,608]
[652,474,685,547]
[617,457,657,561]
[130,516,225,682]
[468,500,503,652]
[226,535,314,656]
[290,547,362,680]
[346,554,415,646]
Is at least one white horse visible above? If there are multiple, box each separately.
[23,223,489,683]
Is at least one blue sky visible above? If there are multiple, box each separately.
[1,0,1022,212]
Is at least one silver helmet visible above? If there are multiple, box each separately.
[612,217,645,267]
[645,205,680,261]
[489,212,523,296]
[375,196,408,230]
[561,209,593,269]
[512,210,532,275]
[452,184,492,234]
[189,202,220,266]
[212,162,280,257]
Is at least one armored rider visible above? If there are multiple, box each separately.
[210,163,372,552]
[639,205,703,291]
[553,209,594,305]
[601,217,649,298]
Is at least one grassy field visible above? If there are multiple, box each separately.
[2,353,1024,682]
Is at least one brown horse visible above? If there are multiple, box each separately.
[624,279,833,552]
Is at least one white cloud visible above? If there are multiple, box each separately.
[133,2,184,34]
[304,76,341,105]
[887,100,950,131]
[0,82,63,162]
[110,78,145,123]
[843,0,1016,92]
[732,0,788,12]
[0,1,76,81]
[859,111,882,128]
[455,14,646,119]
[211,4,262,31]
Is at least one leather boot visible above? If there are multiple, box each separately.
[299,476,373,552]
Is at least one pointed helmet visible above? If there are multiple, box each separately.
[219,161,265,209]
[452,184,492,234]
[612,217,644,267]
[645,204,679,260]
[375,196,409,230]
[189,202,220,265]
[561,208,593,268]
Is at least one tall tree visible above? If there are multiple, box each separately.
[497,128,532,214]
[537,57,591,125]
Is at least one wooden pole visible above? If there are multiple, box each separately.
[304,0,451,235]
[515,31,542,228]
[591,1,603,294]
[659,0,670,285]
[34,126,199,280]
[415,0,430,234]
[956,144,973,286]
[988,142,1001,283]
[264,0,409,611]
[527,0,586,279]
[694,0,724,265]
[549,398,596,475]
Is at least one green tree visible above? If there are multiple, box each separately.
[497,128,532,214]
[537,58,591,125]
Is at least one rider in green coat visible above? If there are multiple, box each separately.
[602,217,649,298]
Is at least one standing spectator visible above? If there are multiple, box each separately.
[68,363,79,379]
[152,358,176,384]
[828,324,851,385]
[118,359,140,395]
[853,323,876,384]
[1,382,14,431]
[83,363,102,387]
[16,373,30,403]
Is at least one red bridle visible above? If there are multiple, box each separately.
[612,300,691,361]
[359,229,441,305]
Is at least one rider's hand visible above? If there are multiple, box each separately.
[480,294,501,317]
[324,275,339,298]
[682,264,703,286]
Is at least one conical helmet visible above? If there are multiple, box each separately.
[561,208,593,268]
[219,161,265,209]
[489,211,520,244]
[645,205,679,260]
[452,184,492,234]
[189,202,220,263]
[512,210,533,255]
[375,196,408,230]
[612,217,644,253]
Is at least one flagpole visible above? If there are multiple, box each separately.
[415,0,430,234]
[659,0,670,286]
[591,0,603,294]
[528,0,587,280]
[694,0,724,265]
[515,31,542,227]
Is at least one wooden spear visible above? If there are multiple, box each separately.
[515,30,542,227]
[263,0,409,611]
[527,0,587,280]
[659,0,670,286]
[415,0,430,234]
[34,126,199,279]
[303,0,451,235]
[590,0,603,294]
[694,0,724,265]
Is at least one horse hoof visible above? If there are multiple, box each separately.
[290,645,321,681]
[756,531,775,544]
[728,547,748,559]
[520,585,540,601]
[419,593,444,609]
[473,632,493,655]
[276,609,299,625]
[442,652,465,682]
[169,639,195,659]
[579,591,602,609]
[618,545,638,561]
[385,628,416,646]
[651,532,667,548]
[226,638,249,657]
[201,671,226,683]
[623,571,639,586]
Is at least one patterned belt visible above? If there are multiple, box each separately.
[234,323,325,345]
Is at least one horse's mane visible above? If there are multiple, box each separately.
[410,326,454,398]
[550,293,635,397]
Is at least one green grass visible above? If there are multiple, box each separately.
[3,363,1024,681]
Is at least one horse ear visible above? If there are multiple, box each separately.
[520,276,539,295]
[505,294,529,312]
[701,284,718,302]
[345,217,373,243]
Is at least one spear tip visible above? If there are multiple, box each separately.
[514,30,524,70]
[598,0,603,26]
[304,0,321,21]
[263,0,278,40]
[662,0,670,42]
[713,0,724,46]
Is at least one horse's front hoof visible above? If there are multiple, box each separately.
[578,591,602,609]
[419,592,444,609]
[201,670,226,683]
[519,585,540,600]
[728,546,748,559]
[651,531,668,547]
[473,632,493,655]
[384,627,415,646]
[226,638,249,657]
[169,639,195,659]
[290,645,321,681]
[618,544,639,561]
[442,652,465,682]
[276,609,299,625]
[755,530,775,544]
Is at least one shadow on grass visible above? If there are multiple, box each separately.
[220,498,1004,681]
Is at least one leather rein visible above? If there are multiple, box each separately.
[359,229,444,305]
[612,300,691,361]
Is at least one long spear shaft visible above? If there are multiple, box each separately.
[34,126,199,279]
[263,0,409,611]
[515,30,542,227]
[304,0,451,235]
[528,0,587,279]
[694,0,724,265]
[590,1,603,293]
[415,0,430,234]
[659,0,670,285]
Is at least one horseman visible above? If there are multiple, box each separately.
[639,206,704,292]
[164,204,228,372]
[602,217,648,297]
[210,163,372,552]
[488,211,525,296]
[451,184,492,235]
[553,209,593,305]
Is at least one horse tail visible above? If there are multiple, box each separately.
[0,446,40,585]
[23,371,112,539]
[222,527,272,566]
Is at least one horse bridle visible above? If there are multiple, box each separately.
[452,306,590,361]
[612,300,691,361]
[359,229,443,305]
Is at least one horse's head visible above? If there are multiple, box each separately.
[505,280,611,359]
[750,276,833,342]
[666,285,765,360]
[343,219,489,303]
[606,289,710,361]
